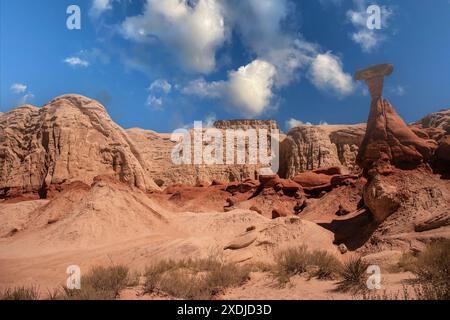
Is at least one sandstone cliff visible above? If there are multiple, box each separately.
[279,124,366,178]
[0,94,159,198]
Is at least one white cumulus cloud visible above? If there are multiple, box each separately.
[18,93,35,105]
[347,0,393,52]
[286,118,312,129]
[64,57,90,67]
[146,79,173,110]
[183,59,277,116]
[121,0,227,74]
[309,52,354,97]
[90,0,113,17]
[149,79,172,94]
[10,83,27,94]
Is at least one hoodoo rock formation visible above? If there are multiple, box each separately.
[357,98,436,172]
[355,64,436,172]
[353,64,449,241]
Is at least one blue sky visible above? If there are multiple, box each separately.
[1,0,449,132]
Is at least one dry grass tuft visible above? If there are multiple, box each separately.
[412,240,450,300]
[272,246,342,285]
[143,257,250,300]
[62,264,130,300]
[0,286,40,300]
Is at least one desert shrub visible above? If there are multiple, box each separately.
[143,258,250,300]
[336,257,369,294]
[273,246,310,284]
[412,240,450,300]
[63,264,129,300]
[397,252,418,273]
[46,288,64,300]
[248,261,274,273]
[309,250,342,280]
[272,246,342,284]
[0,286,40,300]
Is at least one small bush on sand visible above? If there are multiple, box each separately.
[273,246,310,284]
[397,252,418,273]
[336,257,369,294]
[272,246,342,285]
[309,250,342,280]
[412,240,450,300]
[0,286,40,300]
[143,258,250,300]
[63,265,129,300]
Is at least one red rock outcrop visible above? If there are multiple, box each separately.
[357,98,436,172]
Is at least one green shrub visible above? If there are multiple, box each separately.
[336,257,369,294]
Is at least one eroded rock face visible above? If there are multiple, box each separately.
[412,108,450,177]
[279,124,365,178]
[413,108,450,134]
[0,95,159,198]
[126,119,281,187]
[363,175,400,223]
[357,98,436,171]
[362,168,450,252]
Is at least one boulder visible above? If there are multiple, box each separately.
[293,172,331,188]
[414,213,450,232]
[363,175,400,223]
[331,174,359,187]
[249,206,262,215]
[224,231,257,250]
[435,135,450,162]
[272,207,292,219]
[313,166,342,176]
[258,174,282,188]
[336,203,352,216]
[338,244,348,254]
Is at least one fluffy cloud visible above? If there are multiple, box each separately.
[309,52,354,97]
[347,0,393,52]
[18,93,35,105]
[224,0,316,87]
[10,83,34,105]
[286,118,312,129]
[10,83,27,94]
[226,60,277,115]
[121,0,226,74]
[121,0,356,115]
[183,59,277,116]
[90,0,113,17]
[286,118,329,130]
[149,79,172,94]
[147,79,172,110]
[64,57,90,67]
